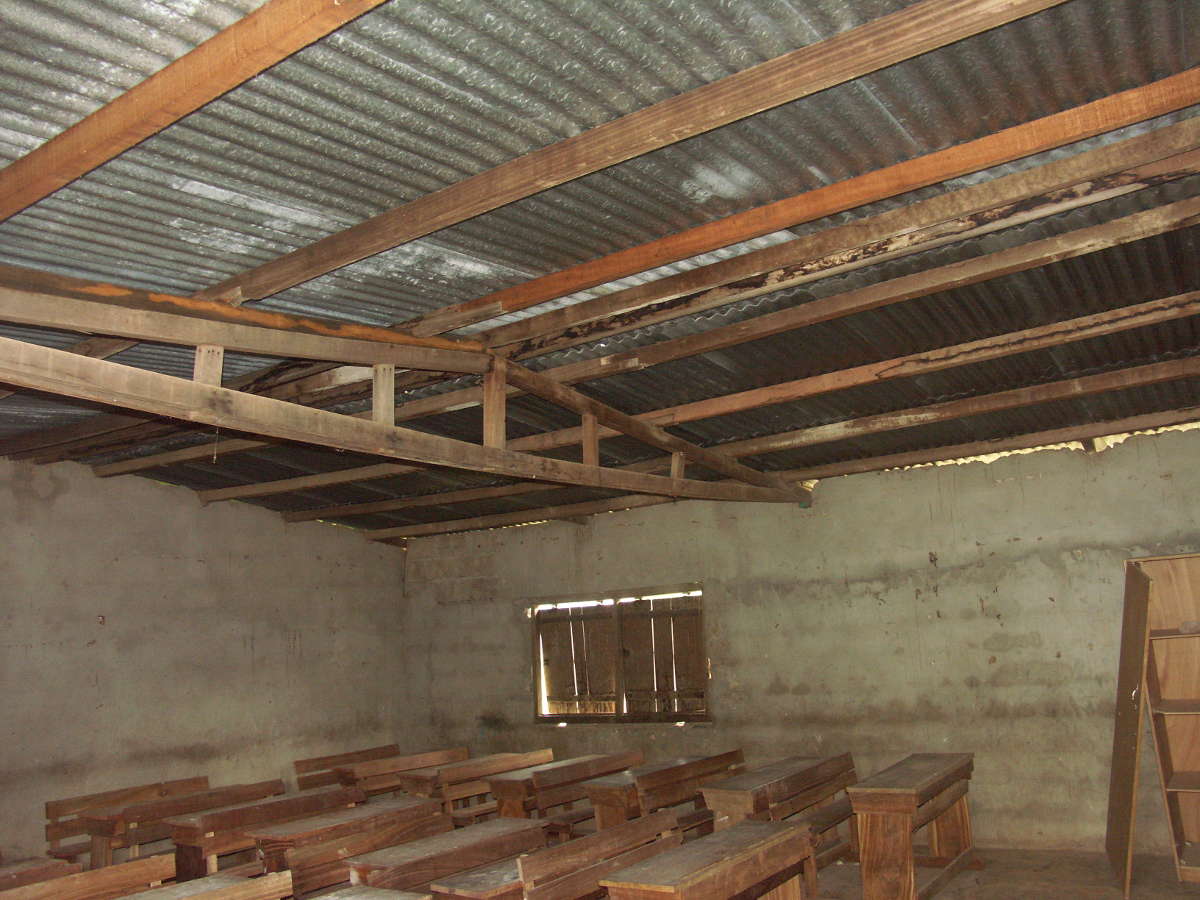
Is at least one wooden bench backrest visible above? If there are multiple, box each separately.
[530,751,644,815]
[117,779,286,825]
[635,750,745,813]
[45,776,210,845]
[170,786,364,835]
[758,756,858,822]
[0,855,174,900]
[335,748,470,793]
[285,813,453,896]
[294,745,400,790]
[518,810,682,900]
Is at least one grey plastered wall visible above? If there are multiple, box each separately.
[0,458,403,859]
[400,428,1200,850]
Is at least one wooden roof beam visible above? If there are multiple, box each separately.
[0,276,490,374]
[16,72,1198,463]
[0,0,389,223]
[0,337,806,505]
[194,0,1069,306]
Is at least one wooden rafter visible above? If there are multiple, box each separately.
[0,283,491,373]
[0,337,808,505]
[191,0,1068,307]
[284,355,1200,524]
[0,0,389,223]
[13,79,1197,464]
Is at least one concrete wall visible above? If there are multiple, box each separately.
[400,428,1200,851]
[0,458,403,859]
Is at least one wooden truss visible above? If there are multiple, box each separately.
[0,0,1197,540]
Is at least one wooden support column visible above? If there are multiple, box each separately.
[193,345,224,385]
[373,364,395,426]
[483,358,508,449]
[670,452,685,480]
[581,413,600,467]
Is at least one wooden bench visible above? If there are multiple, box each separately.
[600,819,813,900]
[346,819,548,892]
[246,795,442,874]
[46,778,210,865]
[0,857,82,891]
[390,750,554,821]
[82,780,285,869]
[582,751,744,834]
[284,809,453,897]
[167,785,366,880]
[0,855,173,899]
[110,871,291,899]
[336,749,470,797]
[294,745,400,791]
[488,751,643,839]
[701,753,857,895]
[845,752,975,900]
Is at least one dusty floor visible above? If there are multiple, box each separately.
[815,849,1199,898]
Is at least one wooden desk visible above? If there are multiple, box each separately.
[322,889,432,899]
[81,780,285,869]
[390,750,553,818]
[0,857,81,890]
[294,745,400,791]
[0,856,173,900]
[488,752,642,818]
[245,795,443,874]
[428,857,522,899]
[700,754,854,827]
[846,753,974,900]
[113,872,290,898]
[581,759,700,829]
[347,819,547,891]
[600,820,813,900]
[582,752,742,830]
[336,749,469,798]
[167,785,364,880]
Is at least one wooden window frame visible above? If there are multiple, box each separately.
[529,583,711,724]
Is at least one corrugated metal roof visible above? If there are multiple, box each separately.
[0,0,1198,533]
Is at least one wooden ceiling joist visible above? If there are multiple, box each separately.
[312,355,1200,530]
[0,282,491,373]
[11,78,1197,466]
[0,336,809,505]
[136,286,1200,504]
[0,0,390,223]
[192,0,1069,307]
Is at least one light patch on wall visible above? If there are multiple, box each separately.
[169,178,335,229]
[680,160,763,206]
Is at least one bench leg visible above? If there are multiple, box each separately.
[175,845,209,882]
[763,872,806,900]
[857,811,916,900]
[89,835,114,870]
[929,795,973,859]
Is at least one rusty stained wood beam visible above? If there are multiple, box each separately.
[0,283,493,373]
[193,0,1069,307]
[296,354,1200,526]
[171,287,1200,505]
[20,79,1200,466]
[0,0,390,223]
[0,336,811,505]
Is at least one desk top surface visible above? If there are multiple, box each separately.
[348,818,546,870]
[581,757,704,791]
[242,796,438,841]
[846,753,973,799]
[116,874,245,899]
[700,754,847,796]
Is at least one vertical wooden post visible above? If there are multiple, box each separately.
[670,451,685,480]
[192,345,224,385]
[483,358,507,449]
[373,363,396,426]
[582,412,600,467]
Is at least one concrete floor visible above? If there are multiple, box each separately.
[815,850,1199,899]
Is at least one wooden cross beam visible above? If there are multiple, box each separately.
[0,337,809,505]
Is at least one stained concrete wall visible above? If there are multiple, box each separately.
[0,458,403,859]
[400,428,1200,851]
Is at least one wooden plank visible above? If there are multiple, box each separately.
[337,748,470,783]
[0,336,804,505]
[502,361,796,493]
[427,857,521,899]
[167,786,364,839]
[519,810,680,885]
[0,283,490,373]
[123,871,292,899]
[0,855,173,900]
[0,858,81,891]
[193,346,224,386]
[0,0,390,223]
[20,93,1200,465]
[581,413,599,468]
[467,70,1200,345]
[192,0,1068,307]
[347,819,548,892]
[322,890,432,900]
[847,755,973,813]
[293,744,401,787]
[483,360,507,450]
[373,365,396,427]
[1106,563,1153,897]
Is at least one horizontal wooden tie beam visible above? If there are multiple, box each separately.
[0,337,808,505]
